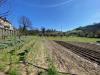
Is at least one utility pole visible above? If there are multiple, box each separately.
[61,24,63,40]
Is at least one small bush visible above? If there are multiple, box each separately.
[48,65,58,75]
[8,68,20,75]
[0,44,8,49]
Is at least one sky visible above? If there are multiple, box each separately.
[5,0,100,31]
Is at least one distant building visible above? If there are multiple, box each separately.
[0,17,13,30]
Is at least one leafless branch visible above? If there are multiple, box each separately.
[0,0,7,7]
[19,16,32,35]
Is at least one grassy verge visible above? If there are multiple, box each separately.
[47,36,100,43]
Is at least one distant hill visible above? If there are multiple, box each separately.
[67,23,100,38]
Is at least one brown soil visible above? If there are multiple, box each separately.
[55,41,100,65]
[0,72,5,75]
[44,40,100,75]
[67,41,100,52]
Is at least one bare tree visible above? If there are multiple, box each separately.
[41,27,46,36]
[19,16,32,36]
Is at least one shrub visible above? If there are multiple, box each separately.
[8,68,20,75]
[48,64,58,75]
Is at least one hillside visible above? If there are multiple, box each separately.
[67,23,100,38]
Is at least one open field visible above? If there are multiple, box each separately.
[0,36,100,75]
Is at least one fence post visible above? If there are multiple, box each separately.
[0,28,19,39]
[2,28,4,39]
[0,28,2,39]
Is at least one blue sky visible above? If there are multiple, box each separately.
[7,0,100,31]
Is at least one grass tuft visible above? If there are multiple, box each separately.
[8,68,20,75]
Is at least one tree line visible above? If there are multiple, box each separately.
[18,16,65,37]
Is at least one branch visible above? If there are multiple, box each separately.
[0,10,9,17]
[0,0,7,7]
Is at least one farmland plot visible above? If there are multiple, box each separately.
[0,36,68,75]
[0,36,37,75]
[44,40,100,75]
[26,38,68,75]
[65,41,100,52]
[0,36,100,75]
[26,38,48,75]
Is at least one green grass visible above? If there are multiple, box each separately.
[47,36,100,43]
[0,36,37,74]
[8,67,21,75]
[48,65,58,75]
[0,64,6,71]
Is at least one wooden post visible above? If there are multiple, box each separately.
[2,28,3,39]
[0,28,3,39]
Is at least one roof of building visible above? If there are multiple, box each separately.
[0,16,13,30]
[0,16,11,24]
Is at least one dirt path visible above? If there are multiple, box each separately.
[44,39,100,75]
[0,72,5,75]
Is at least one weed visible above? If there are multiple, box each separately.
[48,64,58,75]
[0,64,6,71]
[47,59,58,75]
[0,43,9,49]
[1,52,9,62]
[8,68,20,75]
